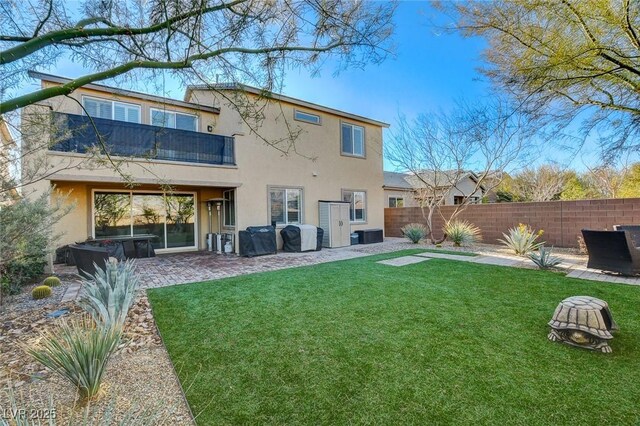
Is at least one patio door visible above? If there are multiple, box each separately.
[93,191,196,250]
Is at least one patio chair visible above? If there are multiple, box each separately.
[69,244,109,279]
[613,225,640,248]
[581,230,640,276]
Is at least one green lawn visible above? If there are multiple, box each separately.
[148,250,640,425]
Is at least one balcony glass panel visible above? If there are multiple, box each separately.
[51,112,234,166]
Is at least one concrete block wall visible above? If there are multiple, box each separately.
[384,198,640,248]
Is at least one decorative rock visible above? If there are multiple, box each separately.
[548,296,618,353]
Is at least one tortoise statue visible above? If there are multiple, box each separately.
[548,296,618,353]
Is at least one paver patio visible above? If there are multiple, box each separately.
[56,238,640,302]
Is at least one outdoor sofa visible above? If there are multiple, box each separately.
[581,229,640,276]
[69,244,110,279]
[613,225,640,248]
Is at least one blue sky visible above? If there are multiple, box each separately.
[19,1,628,170]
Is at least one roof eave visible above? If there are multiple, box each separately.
[187,83,390,128]
[28,71,220,115]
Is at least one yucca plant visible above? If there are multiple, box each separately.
[77,260,139,330]
[498,223,545,255]
[528,245,561,270]
[401,223,427,243]
[26,316,121,400]
[443,220,481,246]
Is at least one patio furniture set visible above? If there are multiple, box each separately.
[581,225,640,276]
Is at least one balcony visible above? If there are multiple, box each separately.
[50,112,235,166]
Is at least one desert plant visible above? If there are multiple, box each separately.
[499,223,545,255]
[77,260,139,330]
[32,285,53,300]
[401,223,427,243]
[26,316,121,400]
[528,245,561,270]
[43,276,62,287]
[444,220,482,246]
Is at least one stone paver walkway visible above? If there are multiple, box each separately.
[377,256,430,267]
[391,250,640,286]
[53,238,640,300]
[54,238,420,292]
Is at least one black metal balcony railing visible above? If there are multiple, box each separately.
[50,112,235,166]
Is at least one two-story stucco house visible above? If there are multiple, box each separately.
[22,72,388,254]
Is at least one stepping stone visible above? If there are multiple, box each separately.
[377,256,430,267]
[415,252,475,261]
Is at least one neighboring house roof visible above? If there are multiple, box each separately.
[186,83,390,128]
[28,71,220,114]
[384,170,487,192]
[383,171,414,190]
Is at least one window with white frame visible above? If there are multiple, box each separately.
[223,189,235,227]
[151,108,198,131]
[294,110,321,125]
[342,190,366,222]
[341,122,365,157]
[388,197,404,208]
[269,187,302,225]
[82,97,140,123]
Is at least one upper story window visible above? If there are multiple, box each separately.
[82,96,141,123]
[294,110,321,125]
[151,108,198,132]
[269,187,302,225]
[341,122,365,157]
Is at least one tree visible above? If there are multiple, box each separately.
[560,171,590,200]
[509,165,569,202]
[1,0,395,114]
[440,0,640,159]
[619,162,640,197]
[386,99,527,243]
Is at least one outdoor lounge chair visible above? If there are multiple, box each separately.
[69,244,109,279]
[581,230,640,276]
[613,225,640,248]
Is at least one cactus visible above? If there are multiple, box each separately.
[43,276,62,287]
[32,285,53,300]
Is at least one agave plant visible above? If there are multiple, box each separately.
[499,223,545,255]
[77,260,139,330]
[401,223,427,244]
[528,245,561,269]
[26,316,121,400]
[443,220,481,246]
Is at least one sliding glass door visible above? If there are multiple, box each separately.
[93,191,196,250]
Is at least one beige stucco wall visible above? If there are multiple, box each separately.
[23,82,386,252]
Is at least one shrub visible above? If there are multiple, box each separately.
[499,223,545,255]
[43,276,62,287]
[26,316,121,400]
[0,191,70,305]
[401,223,427,244]
[528,245,561,269]
[32,285,53,300]
[77,260,139,330]
[444,220,482,246]
[1,257,46,296]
